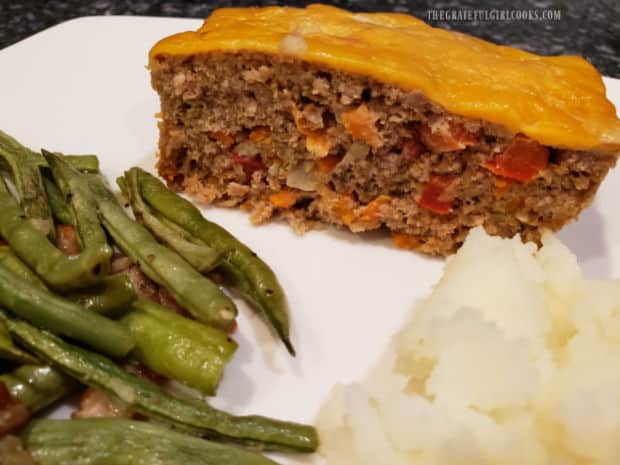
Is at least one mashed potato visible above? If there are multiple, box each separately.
[316,227,620,465]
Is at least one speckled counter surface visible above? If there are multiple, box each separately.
[1,0,618,77]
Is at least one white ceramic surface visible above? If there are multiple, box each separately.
[0,16,619,462]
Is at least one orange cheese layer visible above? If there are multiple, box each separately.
[150,4,620,151]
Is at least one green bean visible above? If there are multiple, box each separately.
[0,244,132,314]
[0,246,83,363]
[39,152,100,173]
[116,172,129,196]
[136,169,294,355]
[121,169,221,273]
[122,298,236,396]
[0,365,76,412]
[66,275,136,316]
[0,131,54,237]
[62,154,99,173]
[89,175,237,331]
[118,173,202,244]
[157,212,206,243]
[24,418,282,465]
[0,178,107,291]
[0,239,75,406]
[42,177,75,226]
[0,266,134,359]
[0,246,42,364]
[44,151,112,275]
[0,245,46,290]
[120,170,221,272]
[1,206,131,317]
[0,319,38,364]
[7,317,318,453]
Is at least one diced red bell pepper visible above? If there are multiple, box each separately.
[418,175,456,215]
[484,134,549,183]
[230,152,266,175]
[419,121,479,153]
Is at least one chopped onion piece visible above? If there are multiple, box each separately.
[286,161,318,191]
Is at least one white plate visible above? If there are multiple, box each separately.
[1,16,619,461]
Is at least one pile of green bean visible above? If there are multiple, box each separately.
[0,131,317,464]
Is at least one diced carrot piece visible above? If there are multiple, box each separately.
[341,104,383,149]
[419,121,478,152]
[291,106,322,138]
[359,195,392,223]
[291,106,331,157]
[239,200,254,211]
[269,190,298,209]
[210,131,235,147]
[484,134,549,183]
[291,106,311,135]
[418,175,456,215]
[334,195,357,225]
[392,231,422,250]
[317,155,342,174]
[249,126,271,144]
[306,133,331,157]
[230,152,266,175]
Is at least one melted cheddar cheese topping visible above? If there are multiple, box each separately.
[150,5,620,151]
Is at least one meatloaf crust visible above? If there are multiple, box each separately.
[150,52,616,255]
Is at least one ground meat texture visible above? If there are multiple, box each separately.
[0,383,30,435]
[73,387,129,419]
[150,52,618,256]
[55,224,81,256]
[0,435,37,465]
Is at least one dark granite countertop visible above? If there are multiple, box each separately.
[1,1,618,77]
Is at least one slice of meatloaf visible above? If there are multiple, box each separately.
[149,6,620,256]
